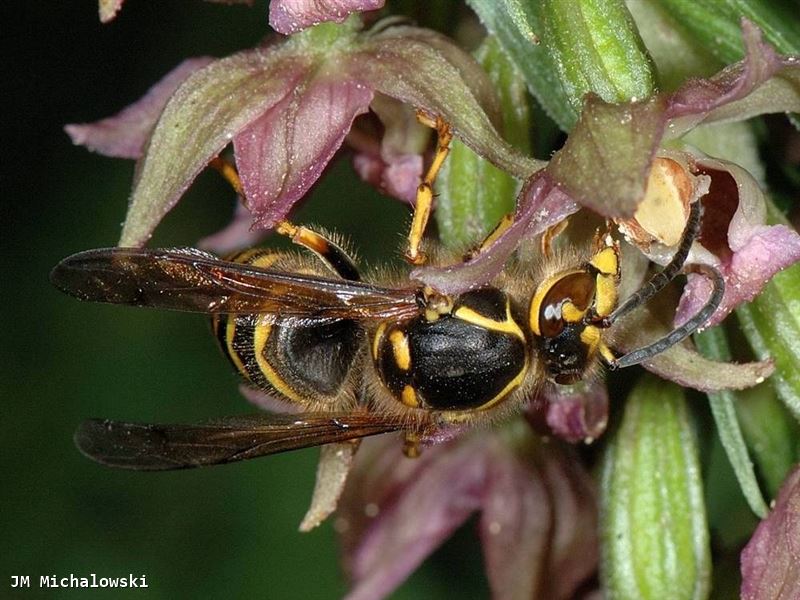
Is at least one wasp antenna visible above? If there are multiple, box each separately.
[609,264,724,370]
[600,201,703,328]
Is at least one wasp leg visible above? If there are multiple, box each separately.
[541,219,570,259]
[209,156,244,196]
[403,431,422,458]
[274,221,361,281]
[208,157,361,281]
[405,113,453,266]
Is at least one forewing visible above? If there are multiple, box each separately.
[51,247,420,322]
[75,412,404,470]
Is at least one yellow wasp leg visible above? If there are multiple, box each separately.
[209,157,359,280]
[209,156,244,196]
[405,113,453,266]
[541,219,570,259]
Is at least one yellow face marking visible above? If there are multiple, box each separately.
[529,269,585,336]
[589,245,619,277]
[454,302,526,342]
[598,341,617,364]
[253,323,306,405]
[372,322,387,361]
[594,274,619,318]
[561,301,585,324]
[401,385,419,408]
[389,330,411,371]
[580,325,602,355]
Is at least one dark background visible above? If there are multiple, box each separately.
[2,1,486,598]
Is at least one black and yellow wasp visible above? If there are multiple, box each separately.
[51,197,722,470]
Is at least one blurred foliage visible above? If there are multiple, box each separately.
[1,2,487,598]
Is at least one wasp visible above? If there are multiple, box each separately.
[52,117,723,470]
[52,199,722,470]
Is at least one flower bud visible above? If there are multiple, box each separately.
[600,374,711,600]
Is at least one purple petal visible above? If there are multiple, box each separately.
[540,447,598,599]
[269,0,385,35]
[352,152,422,204]
[741,466,800,600]
[412,172,578,294]
[674,158,800,327]
[479,439,551,599]
[65,58,214,159]
[119,47,313,246]
[480,441,598,599]
[351,26,543,179]
[350,95,428,204]
[198,201,269,254]
[340,436,487,600]
[667,20,798,135]
[543,380,609,444]
[234,76,373,228]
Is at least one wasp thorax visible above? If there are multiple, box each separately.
[372,287,528,413]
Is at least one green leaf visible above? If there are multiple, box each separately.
[734,382,799,498]
[656,0,800,63]
[540,0,656,114]
[626,0,721,91]
[466,0,577,130]
[600,374,711,600]
[736,263,800,422]
[435,36,530,250]
[694,327,768,517]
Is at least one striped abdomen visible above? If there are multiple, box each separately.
[211,249,361,409]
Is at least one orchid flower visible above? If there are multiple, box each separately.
[67,1,800,598]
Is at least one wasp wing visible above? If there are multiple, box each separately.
[75,412,404,471]
[51,247,421,322]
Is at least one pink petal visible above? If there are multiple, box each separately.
[340,436,487,600]
[543,380,609,444]
[674,158,800,327]
[479,440,551,599]
[412,171,578,294]
[479,440,598,599]
[741,466,800,600]
[235,76,373,229]
[65,58,214,159]
[543,22,800,220]
[352,152,422,204]
[197,201,269,254]
[351,25,542,179]
[350,95,428,204]
[667,20,797,135]
[269,0,385,35]
[120,48,313,246]
[540,447,599,599]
